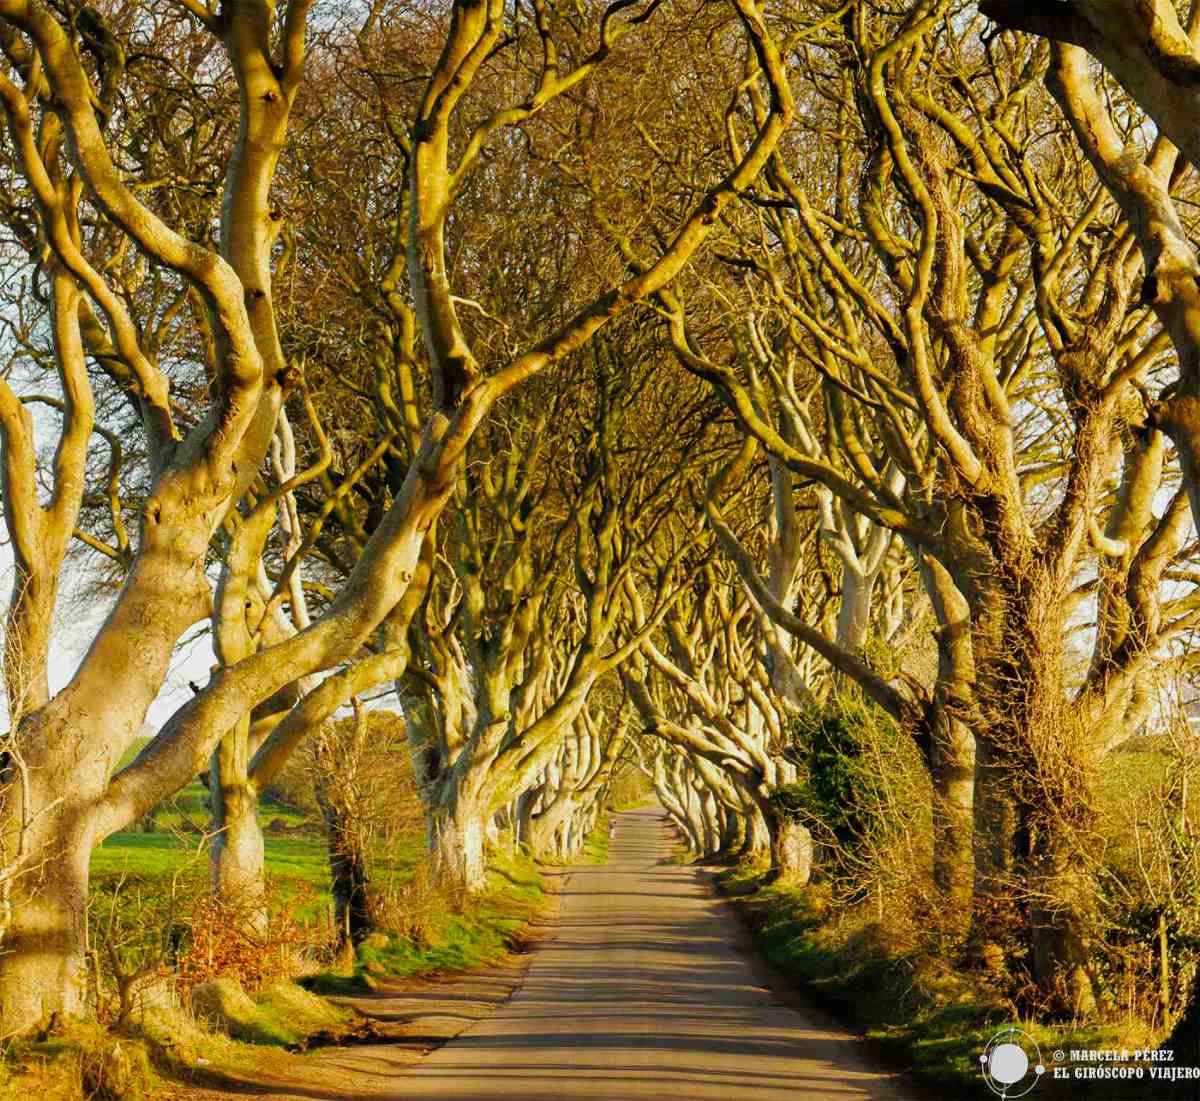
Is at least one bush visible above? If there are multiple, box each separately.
[771,695,917,851]
[88,865,330,1031]
[768,694,936,948]
[175,888,325,995]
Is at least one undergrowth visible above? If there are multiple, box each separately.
[719,864,1176,1101]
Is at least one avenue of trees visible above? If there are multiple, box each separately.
[2,0,1200,1067]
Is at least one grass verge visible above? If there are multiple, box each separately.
[0,978,353,1101]
[716,862,1172,1101]
[306,846,552,995]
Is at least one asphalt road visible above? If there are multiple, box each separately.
[391,806,918,1100]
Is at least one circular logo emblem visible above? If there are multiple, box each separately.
[980,1027,1046,1097]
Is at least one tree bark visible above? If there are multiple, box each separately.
[929,705,975,931]
[209,723,267,933]
[515,784,545,847]
[835,565,873,652]
[740,797,771,859]
[316,798,373,946]
[430,802,486,893]
[719,801,747,856]
[1028,841,1097,1019]
[0,798,91,1028]
[527,799,573,859]
[765,807,812,883]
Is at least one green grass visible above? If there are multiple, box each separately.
[581,812,613,865]
[11,794,617,1101]
[371,854,543,971]
[23,735,630,1097]
[308,813,619,996]
[91,824,334,921]
[307,847,550,995]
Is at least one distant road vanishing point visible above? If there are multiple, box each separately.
[390,807,919,1100]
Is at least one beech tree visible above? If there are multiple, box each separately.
[648,0,1200,1014]
[982,0,1200,1050]
[401,348,713,888]
[0,0,793,1034]
[522,698,628,859]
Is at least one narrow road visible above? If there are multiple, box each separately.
[392,806,917,1100]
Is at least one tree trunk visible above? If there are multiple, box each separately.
[921,554,976,931]
[696,784,721,857]
[836,564,874,652]
[929,706,975,932]
[971,592,1098,1017]
[527,792,574,859]
[313,785,373,945]
[516,784,544,847]
[719,802,746,856]
[430,802,486,892]
[0,799,91,1032]
[1029,837,1097,1018]
[323,821,372,946]
[210,726,267,933]
[740,798,771,859]
[973,736,1021,905]
[766,810,812,883]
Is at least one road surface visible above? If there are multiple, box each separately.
[391,806,917,1100]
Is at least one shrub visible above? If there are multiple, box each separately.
[770,694,935,942]
[175,887,325,995]
[770,695,911,849]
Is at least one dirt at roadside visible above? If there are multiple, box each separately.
[163,870,567,1101]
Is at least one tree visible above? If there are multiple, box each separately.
[657,0,1200,1013]
[0,0,793,1033]
[981,0,1200,1048]
[403,349,712,888]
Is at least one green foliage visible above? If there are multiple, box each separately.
[769,696,903,849]
[305,849,548,995]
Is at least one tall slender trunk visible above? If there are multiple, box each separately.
[696,783,721,856]
[315,797,373,945]
[209,724,267,932]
